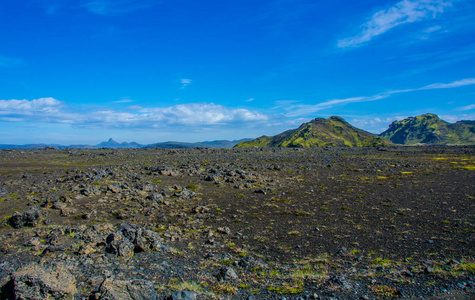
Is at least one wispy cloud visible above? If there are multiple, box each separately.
[338,0,452,48]
[420,78,475,89]
[0,99,268,128]
[126,105,144,110]
[83,0,159,15]
[180,79,192,89]
[458,104,475,111]
[350,116,408,133]
[245,98,255,102]
[114,98,134,104]
[424,25,442,33]
[440,113,475,123]
[284,78,475,117]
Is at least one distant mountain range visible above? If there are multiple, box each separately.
[0,138,251,150]
[144,139,250,149]
[1,114,473,150]
[380,113,475,145]
[235,116,393,148]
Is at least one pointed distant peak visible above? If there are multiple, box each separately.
[106,138,119,144]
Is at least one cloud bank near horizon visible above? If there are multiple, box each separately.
[0,99,268,129]
[1,77,474,142]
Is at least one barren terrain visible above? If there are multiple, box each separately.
[0,146,474,299]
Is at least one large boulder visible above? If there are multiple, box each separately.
[105,231,135,258]
[11,262,77,299]
[106,224,164,256]
[9,207,41,229]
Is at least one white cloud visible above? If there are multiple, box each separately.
[114,98,134,104]
[245,98,255,102]
[338,0,452,48]
[126,105,144,110]
[458,104,475,111]
[284,95,389,117]
[0,99,268,128]
[420,78,475,89]
[180,79,192,89]
[440,113,475,123]
[284,77,475,117]
[143,103,268,125]
[350,116,407,133]
[424,25,442,33]
[1,117,24,122]
[0,98,62,115]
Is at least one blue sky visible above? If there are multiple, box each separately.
[1,0,474,144]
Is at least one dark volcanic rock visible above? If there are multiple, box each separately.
[11,262,77,300]
[106,224,164,256]
[216,266,239,281]
[105,231,135,257]
[164,290,197,300]
[96,277,157,300]
[8,207,41,228]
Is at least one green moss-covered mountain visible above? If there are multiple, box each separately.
[380,113,475,145]
[235,116,393,148]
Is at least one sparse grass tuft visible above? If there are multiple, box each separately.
[168,281,201,293]
[458,263,475,273]
[267,283,304,294]
[371,258,392,267]
[185,184,199,192]
[210,284,238,294]
[372,285,398,297]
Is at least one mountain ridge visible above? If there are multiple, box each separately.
[235,116,393,148]
[2,113,474,149]
[380,113,475,145]
[0,138,250,150]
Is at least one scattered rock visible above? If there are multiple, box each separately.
[97,277,157,300]
[52,201,67,210]
[216,266,239,281]
[11,262,77,300]
[9,207,41,228]
[217,226,231,235]
[164,290,197,300]
[105,231,135,257]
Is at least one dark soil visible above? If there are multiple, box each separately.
[0,146,474,299]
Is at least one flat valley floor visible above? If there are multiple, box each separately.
[0,146,474,299]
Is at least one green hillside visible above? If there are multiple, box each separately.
[380,113,475,145]
[235,116,393,148]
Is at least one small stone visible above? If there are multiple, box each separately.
[402,270,414,277]
[165,291,197,300]
[457,282,467,289]
[217,227,231,235]
[216,267,238,281]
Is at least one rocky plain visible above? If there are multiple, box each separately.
[0,146,474,299]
